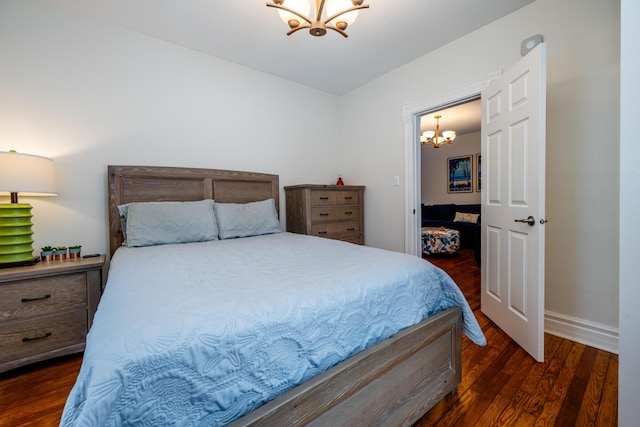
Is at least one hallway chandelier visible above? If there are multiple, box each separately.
[421,115,456,148]
[267,0,369,37]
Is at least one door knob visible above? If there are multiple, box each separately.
[514,216,535,226]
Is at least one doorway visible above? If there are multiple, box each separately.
[419,99,481,266]
[401,78,491,257]
[405,44,547,362]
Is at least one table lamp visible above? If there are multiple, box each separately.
[0,150,58,266]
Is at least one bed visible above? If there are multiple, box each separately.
[60,165,485,426]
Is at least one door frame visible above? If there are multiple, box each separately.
[401,74,500,255]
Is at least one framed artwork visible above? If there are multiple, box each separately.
[447,155,473,193]
[475,153,482,192]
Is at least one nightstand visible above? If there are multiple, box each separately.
[0,255,105,373]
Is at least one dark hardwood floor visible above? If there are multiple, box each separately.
[415,249,618,426]
[0,249,617,426]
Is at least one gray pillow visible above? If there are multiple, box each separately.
[117,203,131,246]
[214,198,281,239]
[126,199,218,247]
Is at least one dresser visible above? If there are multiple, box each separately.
[0,255,105,372]
[285,184,365,244]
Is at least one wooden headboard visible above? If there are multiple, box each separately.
[108,165,279,257]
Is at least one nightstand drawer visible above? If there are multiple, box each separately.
[311,221,361,240]
[0,309,87,364]
[0,255,104,372]
[0,273,87,323]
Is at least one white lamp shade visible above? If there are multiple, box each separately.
[277,0,311,26]
[422,130,436,139]
[442,130,456,140]
[0,151,58,196]
[326,0,359,26]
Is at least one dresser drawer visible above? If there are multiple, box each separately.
[311,221,361,240]
[311,206,360,222]
[310,191,337,206]
[0,273,87,323]
[334,191,360,205]
[311,190,360,206]
[0,309,87,364]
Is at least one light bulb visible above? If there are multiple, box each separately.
[326,0,359,28]
[277,0,311,28]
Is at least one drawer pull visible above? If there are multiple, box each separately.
[320,213,329,216]
[347,227,356,231]
[318,231,328,235]
[319,197,329,200]
[344,211,353,215]
[22,332,52,342]
[21,294,51,303]
[344,196,353,200]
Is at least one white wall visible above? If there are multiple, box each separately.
[421,131,481,205]
[619,0,640,423]
[340,0,619,334]
[0,0,621,349]
[1,0,633,419]
[0,0,342,256]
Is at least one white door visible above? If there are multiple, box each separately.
[481,43,547,362]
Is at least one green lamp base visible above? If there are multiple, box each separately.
[0,203,35,264]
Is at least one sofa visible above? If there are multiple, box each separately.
[421,203,481,264]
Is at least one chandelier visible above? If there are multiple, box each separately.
[267,0,369,37]
[421,115,456,148]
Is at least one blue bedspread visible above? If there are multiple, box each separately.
[61,233,485,426]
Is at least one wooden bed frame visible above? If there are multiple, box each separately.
[107,165,462,426]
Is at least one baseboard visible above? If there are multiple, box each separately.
[545,310,619,354]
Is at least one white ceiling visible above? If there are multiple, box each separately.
[46,0,535,97]
[43,0,533,135]
[420,99,482,137]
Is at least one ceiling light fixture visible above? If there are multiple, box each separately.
[267,0,369,38]
[421,115,457,148]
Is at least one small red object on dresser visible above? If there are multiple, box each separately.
[336,176,344,185]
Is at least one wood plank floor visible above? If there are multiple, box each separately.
[0,249,617,426]
[415,249,618,426]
